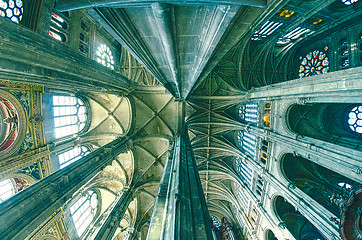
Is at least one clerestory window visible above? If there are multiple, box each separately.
[70,190,98,237]
[58,146,90,169]
[235,157,253,187]
[52,95,88,139]
[239,103,258,124]
[0,179,15,203]
[237,131,257,158]
[96,44,114,70]
[347,106,362,133]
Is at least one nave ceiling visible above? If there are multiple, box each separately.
[51,0,361,236]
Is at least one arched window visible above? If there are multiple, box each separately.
[239,103,258,124]
[251,21,283,41]
[211,216,221,229]
[96,44,114,70]
[0,0,23,23]
[52,95,87,139]
[278,26,310,44]
[237,131,257,158]
[49,12,68,42]
[347,106,362,133]
[235,157,253,187]
[342,0,358,5]
[0,179,15,202]
[232,204,245,231]
[58,146,90,169]
[299,50,329,78]
[70,190,98,237]
[234,182,249,210]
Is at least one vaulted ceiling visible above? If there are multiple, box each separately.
[52,0,361,235]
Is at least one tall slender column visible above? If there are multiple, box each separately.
[0,137,130,240]
[147,133,213,240]
[89,184,135,240]
[55,0,266,11]
[0,17,131,93]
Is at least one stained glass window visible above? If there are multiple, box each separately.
[96,44,114,70]
[212,216,221,229]
[235,157,253,187]
[52,96,87,139]
[70,190,98,237]
[58,146,90,169]
[239,103,258,124]
[342,0,358,5]
[237,131,257,158]
[49,27,67,42]
[299,50,329,78]
[347,106,362,133]
[49,13,67,42]
[251,21,283,41]
[0,0,23,23]
[0,179,15,203]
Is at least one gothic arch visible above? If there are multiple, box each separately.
[280,153,361,217]
[286,103,362,150]
[273,195,326,240]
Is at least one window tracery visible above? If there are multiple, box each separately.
[49,12,68,42]
[347,106,362,133]
[342,0,358,5]
[235,157,253,187]
[234,182,249,210]
[52,96,87,139]
[0,0,23,23]
[239,103,258,124]
[70,190,98,237]
[299,50,329,78]
[58,146,90,169]
[0,179,15,203]
[251,21,283,41]
[96,44,114,70]
[237,131,257,158]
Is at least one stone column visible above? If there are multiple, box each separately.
[147,133,213,240]
[0,17,131,93]
[0,137,130,240]
[90,184,135,240]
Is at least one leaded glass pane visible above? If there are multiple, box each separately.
[239,103,258,124]
[251,21,283,41]
[58,146,90,169]
[70,190,97,237]
[237,131,257,158]
[342,0,358,5]
[0,179,15,203]
[0,0,23,23]
[299,50,329,78]
[52,96,87,139]
[96,44,114,70]
[235,157,253,187]
[348,106,362,133]
[234,182,249,210]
